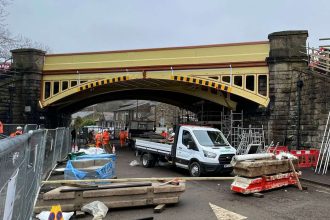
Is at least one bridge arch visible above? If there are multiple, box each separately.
[40,41,270,111]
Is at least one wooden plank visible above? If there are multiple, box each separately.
[289,159,303,191]
[43,186,76,200]
[35,181,186,214]
[153,184,185,193]
[252,193,264,198]
[83,187,148,197]
[153,197,179,204]
[42,177,234,184]
[60,182,152,192]
[154,204,166,213]
[104,199,147,208]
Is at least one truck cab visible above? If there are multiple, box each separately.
[135,125,236,177]
[172,125,236,176]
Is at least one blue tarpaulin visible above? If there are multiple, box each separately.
[64,154,116,180]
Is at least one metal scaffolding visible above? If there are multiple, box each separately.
[221,110,243,148]
[236,125,265,155]
[305,45,330,78]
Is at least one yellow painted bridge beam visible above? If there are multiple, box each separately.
[41,41,270,109]
[40,71,269,109]
[41,75,237,109]
[43,41,269,73]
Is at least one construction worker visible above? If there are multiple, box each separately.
[119,130,126,147]
[102,129,111,152]
[0,121,3,134]
[88,130,95,144]
[10,126,23,137]
[95,131,102,148]
[71,128,76,145]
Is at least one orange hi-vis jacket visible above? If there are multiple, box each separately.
[95,133,102,147]
[119,131,126,140]
[0,121,3,134]
[102,131,110,145]
[10,130,22,137]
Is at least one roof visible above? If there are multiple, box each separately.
[116,101,157,111]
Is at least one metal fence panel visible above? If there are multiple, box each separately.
[42,129,56,180]
[1,124,25,136]
[0,126,71,220]
[23,124,38,134]
[0,134,30,220]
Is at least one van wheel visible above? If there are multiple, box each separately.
[189,161,202,177]
[141,153,155,168]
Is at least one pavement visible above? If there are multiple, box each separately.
[300,167,330,187]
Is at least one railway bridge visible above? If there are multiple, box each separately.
[1,30,329,148]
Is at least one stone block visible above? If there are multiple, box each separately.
[233,159,299,178]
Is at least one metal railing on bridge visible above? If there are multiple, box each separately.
[0,127,70,220]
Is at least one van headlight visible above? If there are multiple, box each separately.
[203,150,217,158]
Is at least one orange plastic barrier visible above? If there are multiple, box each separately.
[268,146,319,168]
[289,149,319,168]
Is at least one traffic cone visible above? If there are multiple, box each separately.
[112,144,116,154]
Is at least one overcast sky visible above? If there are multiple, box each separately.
[6,0,330,54]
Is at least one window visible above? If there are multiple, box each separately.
[246,75,255,91]
[258,75,267,96]
[222,76,230,83]
[80,80,87,84]
[182,130,194,146]
[62,81,68,91]
[193,130,230,147]
[234,75,242,87]
[44,82,51,99]
[53,81,59,95]
[70,80,78,87]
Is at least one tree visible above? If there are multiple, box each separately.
[81,119,96,127]
[74,116,96,128]
[74,116,83,128]
[0,0,50,62]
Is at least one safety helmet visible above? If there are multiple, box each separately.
[17,126,22,130]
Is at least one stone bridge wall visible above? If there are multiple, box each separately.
[245,31,330,149]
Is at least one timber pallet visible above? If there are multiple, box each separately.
[34,182,185,213]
